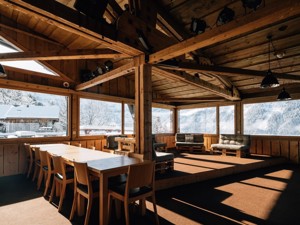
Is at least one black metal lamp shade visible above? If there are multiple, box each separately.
[260,69,280,88]
[277,87,292,101]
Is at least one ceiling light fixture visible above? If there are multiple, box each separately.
[277,87,292,101]
[260,35,280,88]
[190,18,207,35]
[242,0,263,10]
[217,7,235,25]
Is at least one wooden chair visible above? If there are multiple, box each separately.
[24,143,34,178]
[69,161,99,225]
[108,161,159,225]
[37,151,55,196]
[32,147,41,182]
[49,155,74,212]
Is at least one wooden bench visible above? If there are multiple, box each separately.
[175,133,205,152]
[210,134,251,158]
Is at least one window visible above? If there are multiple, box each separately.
[0,88,68,138]
[0,38,57,76]
[178,107,216,134]
[124,103,134,134]
[80,98,121,135]
[243,100,300,136]
[152,107,174,134]
[219,105,235,134]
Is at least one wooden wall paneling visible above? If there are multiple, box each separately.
[3,144,19,176]
[271,140,281,156]
[289,141,299,163]
[206,136,212,151]
[86,140,95,149]
[203,137,209,151]
[109,79,119,95]
[262,139,271,156]
[250,138,257,154]
[18,144,26,174]
[94,140,102,150]
[256,138,263,155]
[280,140,290,159]
[0,145,3,176]
[79,141,87,148]
[101,139,107,150]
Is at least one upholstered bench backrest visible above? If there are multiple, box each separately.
[175,133,204,143]
[219,134,250,146]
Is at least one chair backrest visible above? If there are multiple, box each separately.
[24,143,32,159]
[39,150,48,167]
[34,147,41,162]
[128,152,144,160]
[51,155,64,175]
[73,161,89,186]
[126,161,154,192]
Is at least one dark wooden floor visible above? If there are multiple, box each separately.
[1,154,299,225]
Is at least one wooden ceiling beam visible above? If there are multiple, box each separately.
[149,0,300,63]
[0,49,126,61]
[153,97,225,103]
[2,0,141,56]
[152,67,240,101]
[75,61,135,91]
[157,62,300,81]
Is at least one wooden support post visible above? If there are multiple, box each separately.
[134,55,152,160]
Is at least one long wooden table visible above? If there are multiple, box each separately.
[33,143,144,225]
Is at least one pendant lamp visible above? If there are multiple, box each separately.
[260,35,280,88]
[0,64,7,77]
[277,87,292,101]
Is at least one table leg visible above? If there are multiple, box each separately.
[99,173,109,225]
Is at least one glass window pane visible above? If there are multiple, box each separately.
[152,108,174,134]
[220,105,235,134]
[179,107,216,134]
[0,88,68,138]
[243,100,300,136]
[124,103,134,134]
[80,98,121,135]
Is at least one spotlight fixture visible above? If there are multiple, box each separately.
[194,73,200,78]
[0,64,7,77]
[63,82,70,88]
[217,7,235,25]
[74,0,108,21]
[260,35,280,88]
[277,87,292,101]
[104,60,113,72]
[242,0,263,10]
[94,66,104,76]
[190,18,207,35]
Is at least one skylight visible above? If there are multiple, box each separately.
[0,38,57,76]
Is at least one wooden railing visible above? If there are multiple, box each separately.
[1,134,299,177]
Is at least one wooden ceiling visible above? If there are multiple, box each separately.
[0,0,300,105]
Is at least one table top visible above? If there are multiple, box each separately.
[32,143,143,173]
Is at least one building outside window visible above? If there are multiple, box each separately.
[0,88,68,138]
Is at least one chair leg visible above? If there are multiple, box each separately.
[69,191,77,221]
[27,162,33,178]
[58,183,66,212]
[49,179,56,203]
[152,195,160,225]
[43,173,51,196]
[37,169,44,190]
[84,197,93,225]
[32,164,39,182]
[124,199,130,225]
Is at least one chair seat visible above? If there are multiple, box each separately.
[77,180,99,193]
[108,174,127,187]
[110,183,153,198]
[155,151,174,162]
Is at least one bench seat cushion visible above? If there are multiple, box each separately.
[155,151,174,162]
[176,142,204,147]
[211,143,248,151]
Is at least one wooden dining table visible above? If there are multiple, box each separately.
[32,143,145,225]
